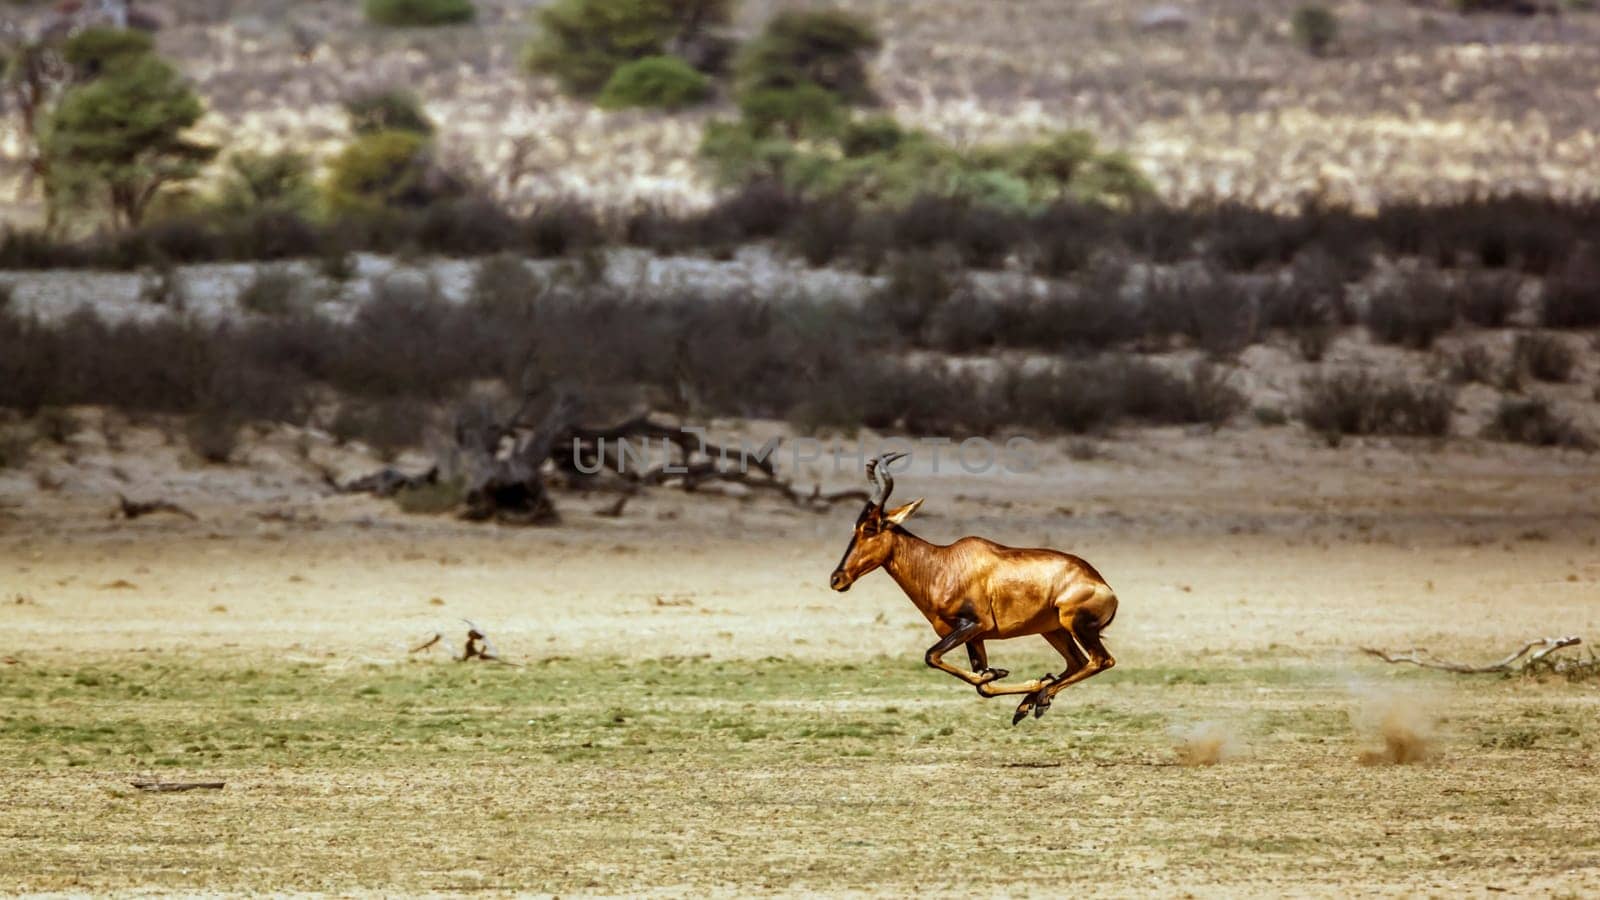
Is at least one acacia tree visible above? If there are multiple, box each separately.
[42,52,215,227]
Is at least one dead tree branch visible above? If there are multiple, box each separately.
[340,387,868,523]
[337,466,437,498]
[111,494,197,521]
[1361,636,1584,674]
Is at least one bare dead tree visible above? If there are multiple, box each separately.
[1361,636,1586,675]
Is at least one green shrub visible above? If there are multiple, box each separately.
[597,55,711,109]
[737,8,881,105]
[344,90,434,136]
[323,130,434,214]
[1291,5,1338,56]
[701,116,1150,210]
[363,0,474,26]
[395,477,466,514]
[525,0,733,96]
[973,131,1153,204]
[737,84,843,138]
[217,150,315,214]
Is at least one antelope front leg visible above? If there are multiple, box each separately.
[967,641,1009,684]
[923,618,992,687]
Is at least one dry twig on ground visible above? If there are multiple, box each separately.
[1361,636,1587,675]
[130,781,225,792]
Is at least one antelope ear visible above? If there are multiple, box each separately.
[884,498,924,525]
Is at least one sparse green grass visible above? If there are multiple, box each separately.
[2,654,1597,893]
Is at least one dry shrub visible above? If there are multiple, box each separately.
[468,253,544,318]
[1511,332,1576,383]
[237,266,309,317]
[1298,370,1455,445]
[1483,397,1595,451]
[330,398,429,461]
[32,406,80,444]
[1170,721,1243,766]
[184,409,240,464]
[1541,254,1600,328]
[0,425,33,468]
[785,195,857,267]
[1365,269,1456,349]
[873,249,964,339]
[1354,690,1438,765]
[1455,272,1520,328]
[1444,344,1500,386]
[1139,265,1258,356]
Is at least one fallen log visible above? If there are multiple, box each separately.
[340,387,869,523]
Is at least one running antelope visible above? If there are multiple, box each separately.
[828,453,1119,724]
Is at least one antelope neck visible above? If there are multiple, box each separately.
[882,527,941,611]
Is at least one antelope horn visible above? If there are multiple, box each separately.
[865,452,906,508]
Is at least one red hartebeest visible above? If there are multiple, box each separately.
[829,453,1119,724]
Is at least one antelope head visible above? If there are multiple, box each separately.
[829,453,924,592]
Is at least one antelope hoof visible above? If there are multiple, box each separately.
[1011,701,1031,726]
[1033,695,1052,719]
[979,667,1009,684]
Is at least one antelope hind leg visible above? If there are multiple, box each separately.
[1039,612,1116,703]
[1011,629,1090,725]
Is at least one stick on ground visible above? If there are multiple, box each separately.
[1361,636,1583,674]
[130,781,225,792]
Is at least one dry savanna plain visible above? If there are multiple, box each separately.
[7,0,1600,894]
[3,420,1600,896]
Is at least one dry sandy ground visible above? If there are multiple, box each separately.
[4,415,1600,663]
[3,420,1600,895]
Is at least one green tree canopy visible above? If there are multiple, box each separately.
[43,54,215,227]
[523,0,732,96]
[736,8,880,106]
[61,27,154,81]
